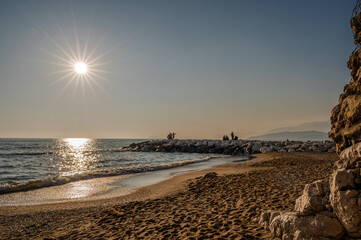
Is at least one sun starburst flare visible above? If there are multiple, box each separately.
[30,13,122,100]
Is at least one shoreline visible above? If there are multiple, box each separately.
[0,155,256,214]
[0,155,249,209]
[0,138,336,202]
[0,153,220,196]
[0,152,339,239]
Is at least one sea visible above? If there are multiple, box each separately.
[0,138,238,205]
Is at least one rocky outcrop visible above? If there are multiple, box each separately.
[294,180,330,215]
[329,168,361,237]
[123,139,335,155]
[329,13,361,155]
[259,179,344,239]
[260,211,344,240]
[259,9,361,239]
[328,8,361,237]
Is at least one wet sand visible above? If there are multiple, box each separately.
[0,152,338,239]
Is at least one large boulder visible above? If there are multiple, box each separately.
[329,168,361,237]
[294,180,330,215]
[252,143,263,153]
[329,93,361,155]
[259,146,273,153]
[259,211,344,240]
[339,142,361,164]
[259,210,280,231]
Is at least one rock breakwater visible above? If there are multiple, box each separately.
[122,139,335,155]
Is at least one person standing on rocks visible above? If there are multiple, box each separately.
[246,144,253,159]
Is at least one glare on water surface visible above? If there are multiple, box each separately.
[56,138,99,176]
[53,138,99,198]
[65,138,89,148]
[0,138,221,203]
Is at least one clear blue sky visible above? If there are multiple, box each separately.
[0,0,356,138]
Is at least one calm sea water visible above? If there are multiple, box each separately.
[0,138,217,194]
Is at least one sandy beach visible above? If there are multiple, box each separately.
[0,152,338,239]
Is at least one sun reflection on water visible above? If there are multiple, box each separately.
[55,138,100,176]
[65,138,89,148]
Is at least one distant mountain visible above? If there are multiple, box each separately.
[247,130,329,141]
[266,121,331,134]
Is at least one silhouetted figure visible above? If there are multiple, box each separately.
[167,133,172,140]
[231,132,234,140]
[223,135,229,140]
[167,132,176,140]
[246,144,253,156]
[234,136,239,140]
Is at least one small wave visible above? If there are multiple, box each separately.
[0,148,127,157]
[0,165,15,169]
[18,145,42,149]
[0,156,218,195]
[82,148,126,154]
[0,151,53,156]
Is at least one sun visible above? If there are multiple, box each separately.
[35,16,121,99]
[74,62,87,74]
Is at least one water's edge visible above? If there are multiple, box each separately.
[0,155,247,206]
[0,155,220,195]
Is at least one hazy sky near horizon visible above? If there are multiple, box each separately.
[0,0,356,139]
